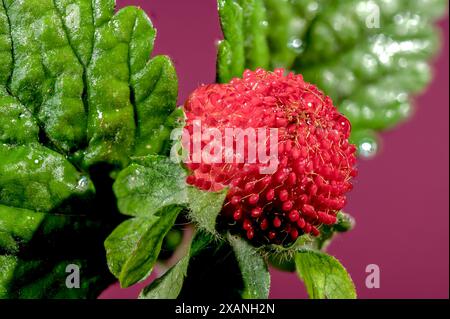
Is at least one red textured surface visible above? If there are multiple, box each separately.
[184,69,356,244]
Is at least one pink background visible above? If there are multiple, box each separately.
[100,0,449,299]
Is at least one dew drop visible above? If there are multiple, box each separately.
[307,1,319,12]
[77,176,89,190]
[358,138,378,159]
[287,38,303,54]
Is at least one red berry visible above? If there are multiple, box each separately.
[244,182,255,193]
[186,175,196,185]
[260,218,269,231]
[275,171,287,184]
[273,217,282,228]
[311,226,320,237]
[290,228,299,240]
[184,69,357,245]
[309,184,318,196]
[318,211,336,225]
[291,147,300,160]
[302,204,317,219]
[299,194,309,204]
[327,214,337,224]
[248,194,259,205]
[202,180,212,190]
[215,174,226,183]
[279,189,289,202]
[282,201,293,211]
[303,223,312,234]
[297,217,306,229]
[243,219,252,230]
[195,178,205,188]
[200,164,211,173]
[251,207,262,218]
[266,189,275,201]
[287,172,297,185]
[233,209,242,221]
[288,210,300,222]
[230,196,241,206]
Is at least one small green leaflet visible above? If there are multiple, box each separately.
[228,233,270,299]
[113,156,188,217]
[295,249,356,299]
[139,231,215,299]
[105,206,182,288]
[140,254,189,299]
[187,186,228,235]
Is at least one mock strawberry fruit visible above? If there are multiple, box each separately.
[183,68,357,245]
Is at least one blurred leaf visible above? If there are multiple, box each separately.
[217,0,447,157]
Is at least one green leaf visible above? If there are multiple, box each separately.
[295,249,356,299]
[140,253,190,299]
[139,231,214,299]
[113,155,188,217]
[228,233,270,299]
[217,0,447,157]
[0,0,178,298]
[105,205,182,288]
[187,186,228,235]
[106,155,189,287]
